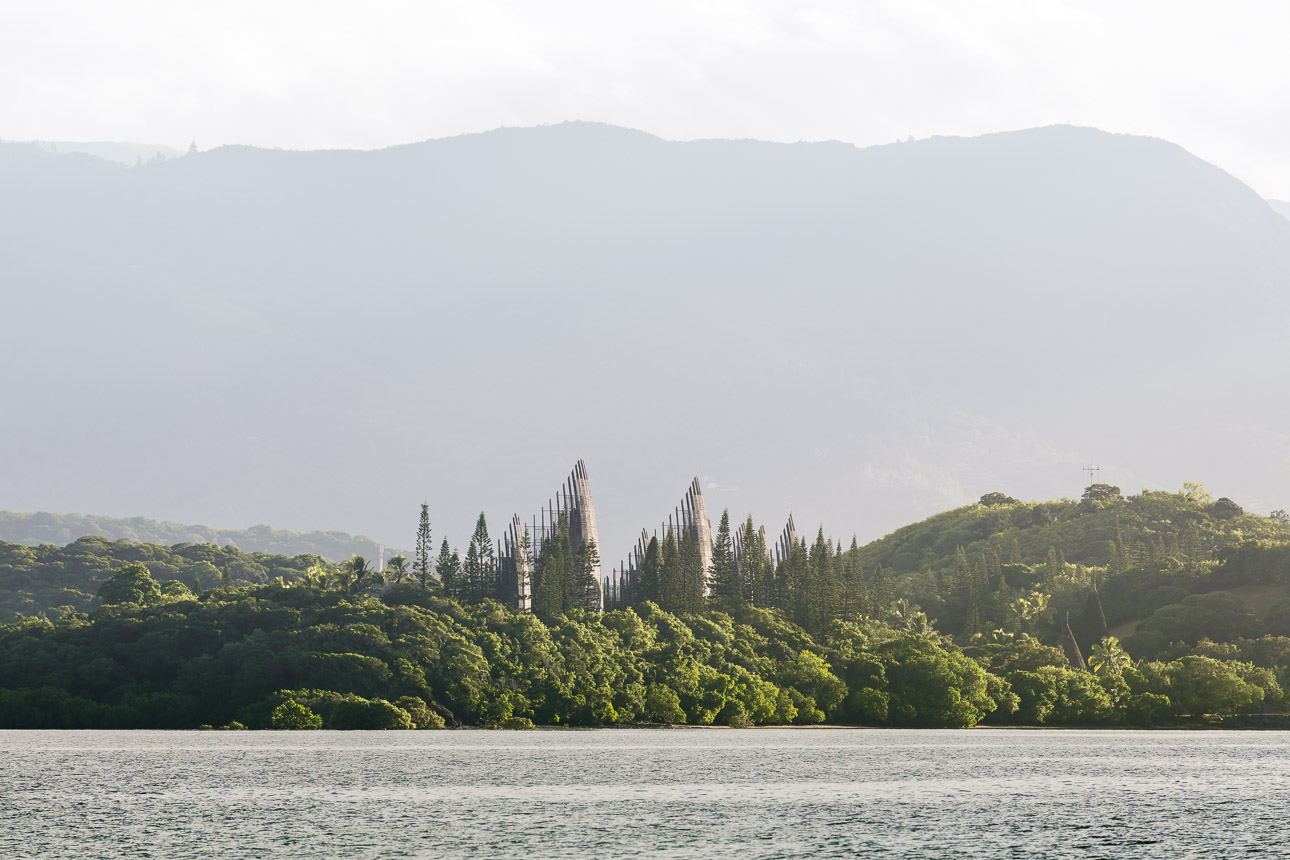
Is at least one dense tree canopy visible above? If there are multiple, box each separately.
[0,536,329,625]
[3,484,1290,729]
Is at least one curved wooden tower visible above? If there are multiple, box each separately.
[1059,612,1087,670]
[499,459,603,612]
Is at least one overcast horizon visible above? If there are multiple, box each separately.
[4,1,1289,198]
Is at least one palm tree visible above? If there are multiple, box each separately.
[902,611,941,641]
[341,556,373,595]
[890,598,916,626]
[885,599,941,641]
[303,564,329,588]
[1008,592,1051,634]
[1088,636,1131,676]
[385,555,409,585]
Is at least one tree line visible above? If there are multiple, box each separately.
[3,483,1290,729]
[0,559,1284,730]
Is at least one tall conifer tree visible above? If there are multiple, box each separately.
[573,538,602,612]
[1043,546,1058,582]
[1107,540,1123,577]
[636,536,664,605]
[471,513,495,599]
[868,562,891,619]
[739,515,770,607]
[660,527,681,612]
[679,527,705,611]
[436,538,459,598]
[533,512,573,616]
[463,539,482,602]
[962,556,987,637]
[709,510,739,605]
[414,504,432,589]
[804,528,839,634]
[950,546,971,629]
[785,538,811,626]
[840,536,867,618]
[986,546,1003,587]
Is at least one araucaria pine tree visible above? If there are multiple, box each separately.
[783,538,811,624]
[679,528,705,611]
[573,538,602,612]
[471,513,496,600]
[532,512,573,616]
[436,538,459,598]
[708,509,740,606]
[1045,546,1061,583]
[961,555,987,638]
[660,526,691,611]
[414,503,432,589]
[636,536,664,605]
[838,535,867,618]
[803,528,840,635]
[740,515,772,607]
[951,546,971,629]
[463,538,483,603]
[868,561,891,620]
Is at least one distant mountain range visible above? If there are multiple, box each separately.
[14,140,183,165]
[3,123,1289,558]
[0,511,391,562]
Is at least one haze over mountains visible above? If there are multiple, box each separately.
[3,122,1288,559]
[11,140,183,165]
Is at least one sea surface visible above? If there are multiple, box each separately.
[1,728,1287,858]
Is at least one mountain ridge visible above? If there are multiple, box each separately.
[0,510,393,563]
[3,122,1288,557]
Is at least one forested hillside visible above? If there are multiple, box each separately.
[2,484,1289,729]
[0,511,389,562]
[858,484,1290,649]
[0,537,334,625]
[2,566,1283,731]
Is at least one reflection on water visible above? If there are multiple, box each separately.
[1,729,1286,858]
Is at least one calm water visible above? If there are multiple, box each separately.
[1,728,1287,858]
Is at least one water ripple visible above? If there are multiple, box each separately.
[1,728,1288,858]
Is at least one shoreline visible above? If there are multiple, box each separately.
[5,721,1289,732]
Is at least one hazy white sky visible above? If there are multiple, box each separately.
[3,0,1289,196]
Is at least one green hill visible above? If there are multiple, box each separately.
[858,485,1290,650]
[863,485,1289,582]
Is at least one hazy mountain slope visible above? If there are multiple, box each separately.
[21,140,182,164]
[2,123,1289,558]
[1271,200,1290,221]
[0,511,390,562]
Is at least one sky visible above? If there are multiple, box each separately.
[3,0,1289,197]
